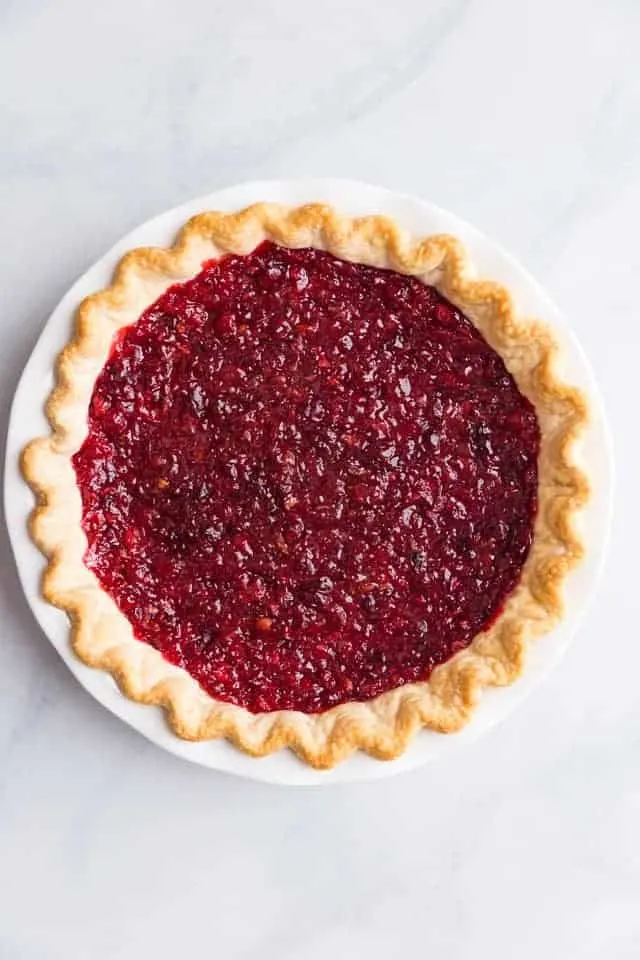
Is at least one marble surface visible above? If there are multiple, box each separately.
[0,0,636,956]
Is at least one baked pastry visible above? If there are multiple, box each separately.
[22,203,588,768]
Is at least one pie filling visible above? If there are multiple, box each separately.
[72,241,540,714]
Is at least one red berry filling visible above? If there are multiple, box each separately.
[73,241,540,714]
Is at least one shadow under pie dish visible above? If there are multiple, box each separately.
[22,203,588,769]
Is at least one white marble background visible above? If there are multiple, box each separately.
[0,0,637,957]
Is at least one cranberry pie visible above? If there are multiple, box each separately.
[22,203,588,767]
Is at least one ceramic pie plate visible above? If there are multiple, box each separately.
[4,179,613,785]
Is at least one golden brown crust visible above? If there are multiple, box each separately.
[22,203,589,769]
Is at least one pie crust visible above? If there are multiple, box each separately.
[22,203,588,768]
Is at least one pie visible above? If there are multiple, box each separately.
[22,203,588,768]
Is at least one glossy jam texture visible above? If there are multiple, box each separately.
[73,241,540,713]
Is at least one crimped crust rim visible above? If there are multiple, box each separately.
[21,203,589,769]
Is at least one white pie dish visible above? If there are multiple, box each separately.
[4,178,613,785]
